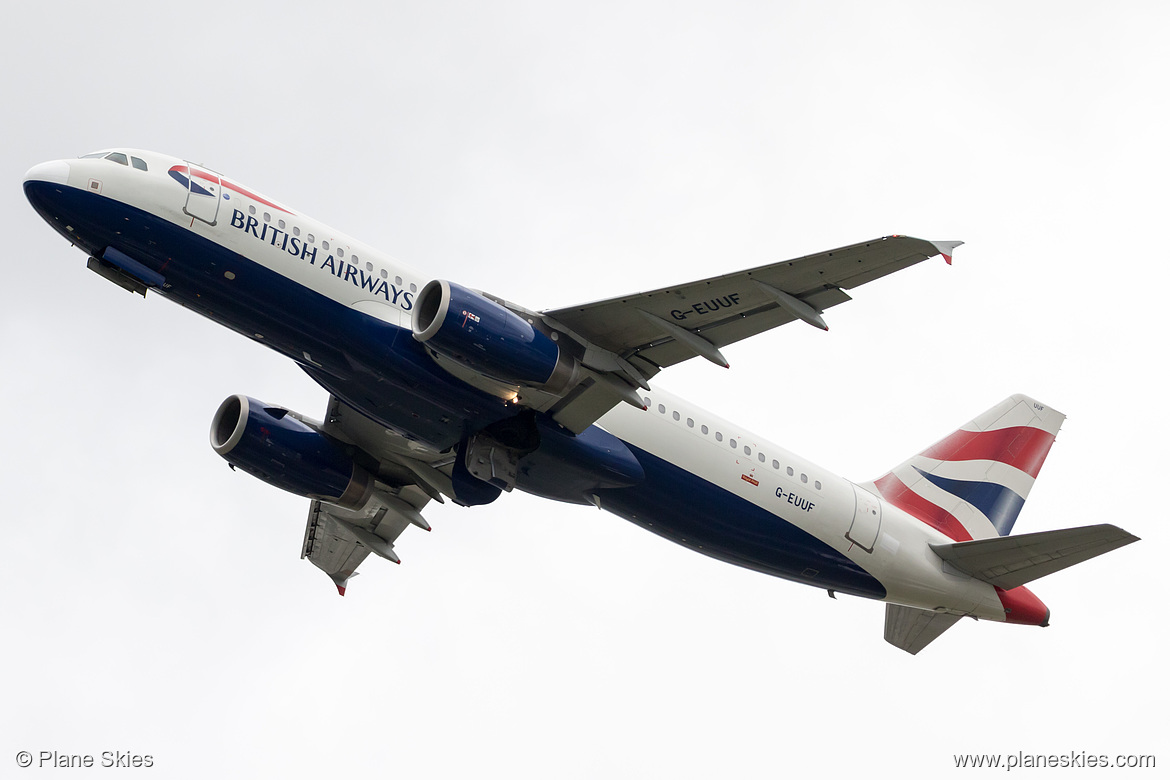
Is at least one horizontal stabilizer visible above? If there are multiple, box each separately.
[884,604,963,655]
[931,524,1139,590]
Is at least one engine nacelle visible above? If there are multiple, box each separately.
[412,280,574,390]
[210,395,372,509]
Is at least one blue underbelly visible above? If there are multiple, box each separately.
[596,445,886,599]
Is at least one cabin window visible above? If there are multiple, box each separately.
[292,226,301,237]
[743,445,751,456]
[657,404,666,414]
[772,459,780,469]
[307,234,315,243]
[278,219,286,229]
[365,262,373,272]
[715,432,723,442]
[801,473,808,484]
[106,152,128,166]
[249,205,256,216]
[322,240,330,251]
[131,156,148,171]
[687,418,694,428]
[337,247,345,258]
[730,439,737,449]
[410,283,418,293]
[758,452,765,463]
[815,480,822,490]
[787,467,794,477]
[672,411,680,421]
[380,269,388,279]
[701,425,709,435]
[263,212,271,223]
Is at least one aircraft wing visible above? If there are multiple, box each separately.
[540,235,959,432]
[545,235,960,372]
[300,395,448,594]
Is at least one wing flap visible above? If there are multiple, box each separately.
[930,524,1140,590]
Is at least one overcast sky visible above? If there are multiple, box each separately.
[3,2,1166,777]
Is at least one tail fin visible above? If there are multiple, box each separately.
[863,395,1064,541]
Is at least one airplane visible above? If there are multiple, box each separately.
[24,148,1139,654]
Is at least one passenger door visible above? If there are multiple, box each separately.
[182,163,221,225]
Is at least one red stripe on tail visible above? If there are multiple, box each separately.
[872,473,973,541]
[920,426,1056,478]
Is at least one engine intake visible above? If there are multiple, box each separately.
[412,280,574,390]
[210,395,372,509]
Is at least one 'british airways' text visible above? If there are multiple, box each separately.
[229,209,413,310]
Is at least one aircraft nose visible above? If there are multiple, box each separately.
[24,160,80,242]
[24,159,71,186]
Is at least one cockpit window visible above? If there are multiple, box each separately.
[79,150,147,170]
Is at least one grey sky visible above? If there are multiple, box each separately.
[3,2,1166,777]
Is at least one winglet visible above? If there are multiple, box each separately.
[929,240,964,265]
[330,572,352,596]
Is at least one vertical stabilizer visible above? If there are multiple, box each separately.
[863,395,1064,541]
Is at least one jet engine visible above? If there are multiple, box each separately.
[210,394,372,509]
[412,280,576,391]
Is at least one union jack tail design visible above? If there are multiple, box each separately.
[863,395,1064,541]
